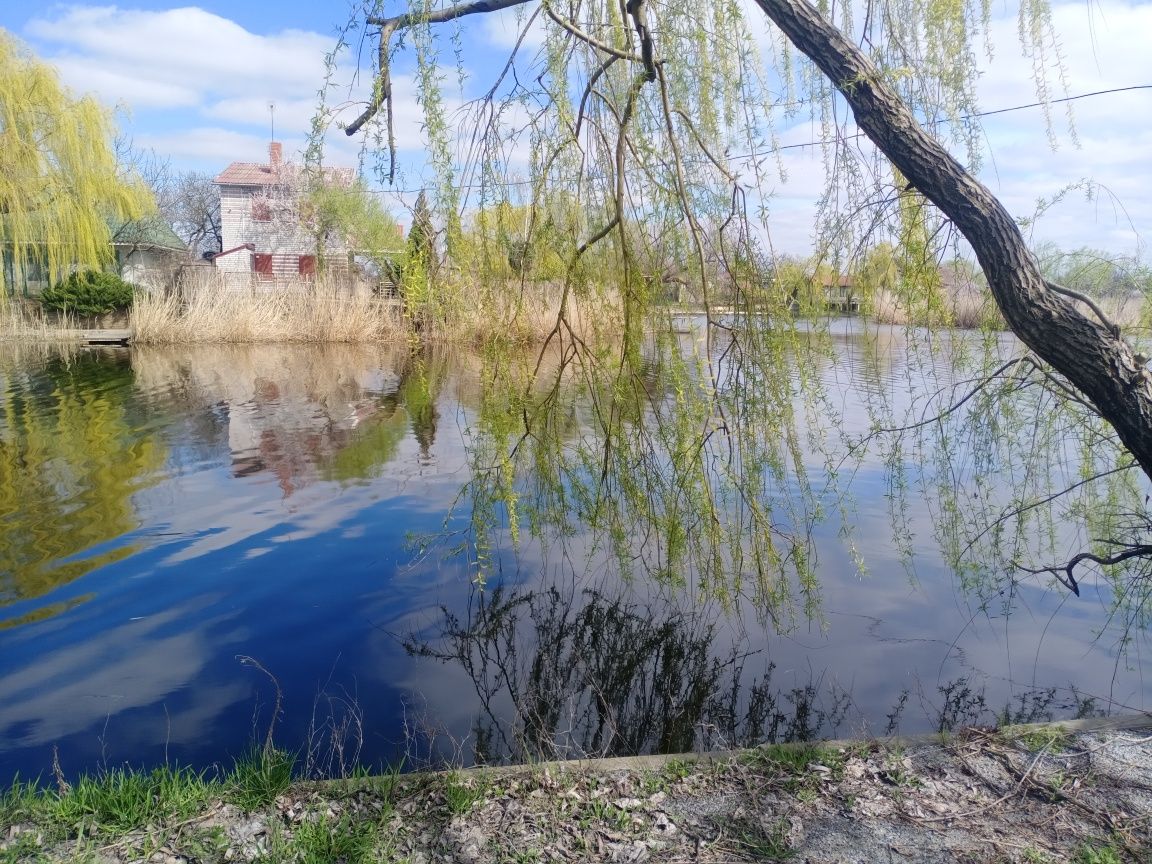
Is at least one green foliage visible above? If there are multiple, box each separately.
[39,270,135,316]
[407,189,436,273]
[291,812,377,864]
[55,766,212,832]
[1073,841,1123,864]
[300,178,402,272]
[227,747,295,811]
[0,31,152,299]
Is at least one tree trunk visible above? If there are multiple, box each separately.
[752,0,1152,481]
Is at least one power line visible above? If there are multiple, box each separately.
[351,82,1152,196]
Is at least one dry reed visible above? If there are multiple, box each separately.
[873,285,1149,332]
[871,285,1006,330]
[436,278,624,346]
[131,278,406,344]
[0,300,81,344]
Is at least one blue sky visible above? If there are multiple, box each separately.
[2,0,1151,255]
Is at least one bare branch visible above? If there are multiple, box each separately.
[1017,543,1152,597]
[543,4,644,62]
[347,0,538,173]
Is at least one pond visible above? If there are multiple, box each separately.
[0,319,1148,783]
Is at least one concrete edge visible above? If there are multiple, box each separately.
[300,712,1152,794]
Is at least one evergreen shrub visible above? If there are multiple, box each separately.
[40,270,136,316]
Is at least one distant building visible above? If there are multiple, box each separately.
[1,216,187,296]
[820,273,859,312]
[110,215,189,287]
[213,142,354,285]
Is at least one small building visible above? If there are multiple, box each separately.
[110,215,189,287]
[2,216,188,296]
[213,142,354,286]
[821,274,859,312]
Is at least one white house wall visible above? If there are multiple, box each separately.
[218,183,351,278]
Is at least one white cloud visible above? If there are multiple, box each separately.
[479,4,548,52]
[27,6,331,103]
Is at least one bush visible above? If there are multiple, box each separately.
[40,270,136,316]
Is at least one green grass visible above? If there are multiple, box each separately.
[55,765,213,832]
[442,772,486,815]
[291,812,377,864]
[1005,726,1072,753]
[729,816,793,860]
[0,776,51,826]
[1072,841,1124,864]
[582,798,631,831]
[227,747,295,811]
[747,743,847,791]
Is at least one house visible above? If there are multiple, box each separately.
[1,215,187,297]
[110,215,189,287]
[820,274,859,312]
[213,142,355,286]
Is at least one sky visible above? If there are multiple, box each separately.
[1,0,1151,257]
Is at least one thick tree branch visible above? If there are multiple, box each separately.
[752,0,1152,481]
[366,0,533,30]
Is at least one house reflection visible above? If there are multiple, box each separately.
[131,344,446,497]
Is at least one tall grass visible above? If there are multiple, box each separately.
[871,283,1149,332]
[431,277,624,345]
[132,278,405,344]
[0,300,80,344]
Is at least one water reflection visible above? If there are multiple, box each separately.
[132,344,447,494]
[0,351,165,614]
[0,330,1146,786]
[404,575,1110,765]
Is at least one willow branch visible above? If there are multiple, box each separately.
[1047,280,1121,336]
[543,3,644,62]
[348,0,537,147]
[1017,544,1152,597]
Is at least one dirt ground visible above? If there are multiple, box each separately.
[6,716,1151,863]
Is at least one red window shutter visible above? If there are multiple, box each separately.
[298,255,316,279]
[254,254,273,279]
[252,200,271,222]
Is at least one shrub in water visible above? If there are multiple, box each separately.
[40,270,135,316]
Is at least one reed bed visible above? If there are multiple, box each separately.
[438,278,624,346]
[132,279,406,344]
[871,285,1006,329]
[0,301,81,344]
[872,285,1148,332]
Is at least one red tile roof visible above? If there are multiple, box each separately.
[215,161,356,187]
[215,162,279,185]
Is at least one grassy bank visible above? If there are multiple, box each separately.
[3,717,1150,863]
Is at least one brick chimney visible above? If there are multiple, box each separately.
[269,141,282,173]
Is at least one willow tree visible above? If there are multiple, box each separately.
[0,30,151,298]
[322,0,1152,617]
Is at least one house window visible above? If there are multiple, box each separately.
[298,255,316,280]
[252,200,271,222]
[253,253,273,280]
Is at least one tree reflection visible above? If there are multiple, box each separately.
[404,582,856,764]
[0,352,165,617]
[405,578,1116,765]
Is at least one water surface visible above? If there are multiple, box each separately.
[0,323,1147,781]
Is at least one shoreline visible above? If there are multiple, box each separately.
[5,714,1150,863]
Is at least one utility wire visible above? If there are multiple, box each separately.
[346,82,1152,196]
